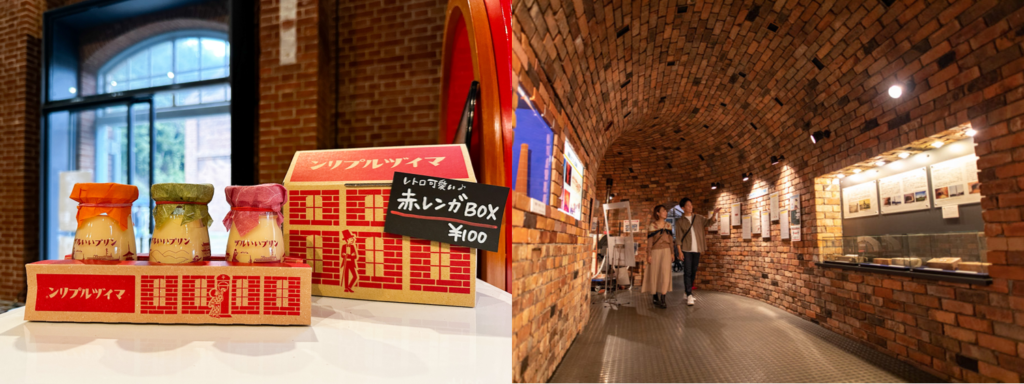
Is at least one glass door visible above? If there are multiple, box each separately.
[43,100,153,259]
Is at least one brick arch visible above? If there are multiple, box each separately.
[515,0,1024,382]
[79,18,227,95]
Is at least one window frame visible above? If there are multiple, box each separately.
[95,30,230,96]
[39,0,257,263]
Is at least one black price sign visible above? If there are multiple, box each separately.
[383,172,510,252]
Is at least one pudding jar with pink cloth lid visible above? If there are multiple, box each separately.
[69,183,139,261]
[149,183,215,264]
[223,184,287,263]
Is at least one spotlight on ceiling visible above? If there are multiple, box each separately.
[810,130,832,144]
[875,160,886,167]
[742,173,751,181]
[898,152,910,159]
[853,169,862,174]
[836,174,846,179]
[932,141,944,148]
[771,155,785,165]
[888,85,903,98]
[966,128,977,136]
[711,182,721,190]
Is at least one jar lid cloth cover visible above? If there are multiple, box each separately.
[223,184,287,236]
[70,183,139,230]
[152,183,215,228]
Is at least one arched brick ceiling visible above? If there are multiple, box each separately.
[515,0,1009,176]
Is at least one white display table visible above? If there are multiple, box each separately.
[0,279,511,383]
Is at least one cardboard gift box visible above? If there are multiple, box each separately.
[282,145,478,307]
[24,259,311,325]
[926,257,961,270]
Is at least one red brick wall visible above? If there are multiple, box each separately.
[511,10,599,379]
[257,0,451,184]
[330,0,447,148]
[519,0,1024,382]
[258,0,323,184]
[0,0,44,303]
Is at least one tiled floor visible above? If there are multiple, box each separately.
[549,274,942,383]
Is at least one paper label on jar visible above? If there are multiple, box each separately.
[74,238,133,260]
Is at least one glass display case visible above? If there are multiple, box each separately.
[819,232,988,275]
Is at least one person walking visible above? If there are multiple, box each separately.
[674,198,720,306]
[643,205,674,308]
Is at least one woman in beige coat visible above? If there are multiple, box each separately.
[643,205,674,308]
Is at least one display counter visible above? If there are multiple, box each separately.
[0,279,511,383]
[817,232,992,285]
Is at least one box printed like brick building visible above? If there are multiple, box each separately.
[283,145,477,307]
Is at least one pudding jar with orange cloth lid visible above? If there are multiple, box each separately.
[69,183,139,261]
[223,184,287,263]
[149,183,215,264]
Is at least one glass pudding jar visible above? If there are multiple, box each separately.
[223,184,287,263]
[149,183,215,264]
[70,183,139,261]
[226,211,285,263]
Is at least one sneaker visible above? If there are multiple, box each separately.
[687,296,695,306]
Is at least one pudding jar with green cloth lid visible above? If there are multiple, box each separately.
[70,183,139,261]
[149,183,215,264]
[223,184,287,263]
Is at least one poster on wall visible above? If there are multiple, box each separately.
[751,210,762,234]
[842,180,879,219]
[780,210,790,240]
[708,210,719,232]
[761,211,771,239]
[719,210,730,236]
[559,140,585,220]
[879,167,930,214]
[630,220,639,232]
[788,194,801,241]
[769,192,780,221]
[930,154,981,207]
[742,215,752,240]
[731,203,742,226]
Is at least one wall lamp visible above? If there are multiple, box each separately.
[810,130,831,144]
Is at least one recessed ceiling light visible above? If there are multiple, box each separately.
[888,85,902,98]
[898,152,910,159]
[853,169,862,174]
[876,161,886,166]
[966,128,977,136]
[932,141,944,148]
[837,174,846,179]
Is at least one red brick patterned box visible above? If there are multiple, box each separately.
[283,145,477,307]
[23,260,311,325]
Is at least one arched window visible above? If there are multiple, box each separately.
[97,31,231,109]
[99,31,229,93]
